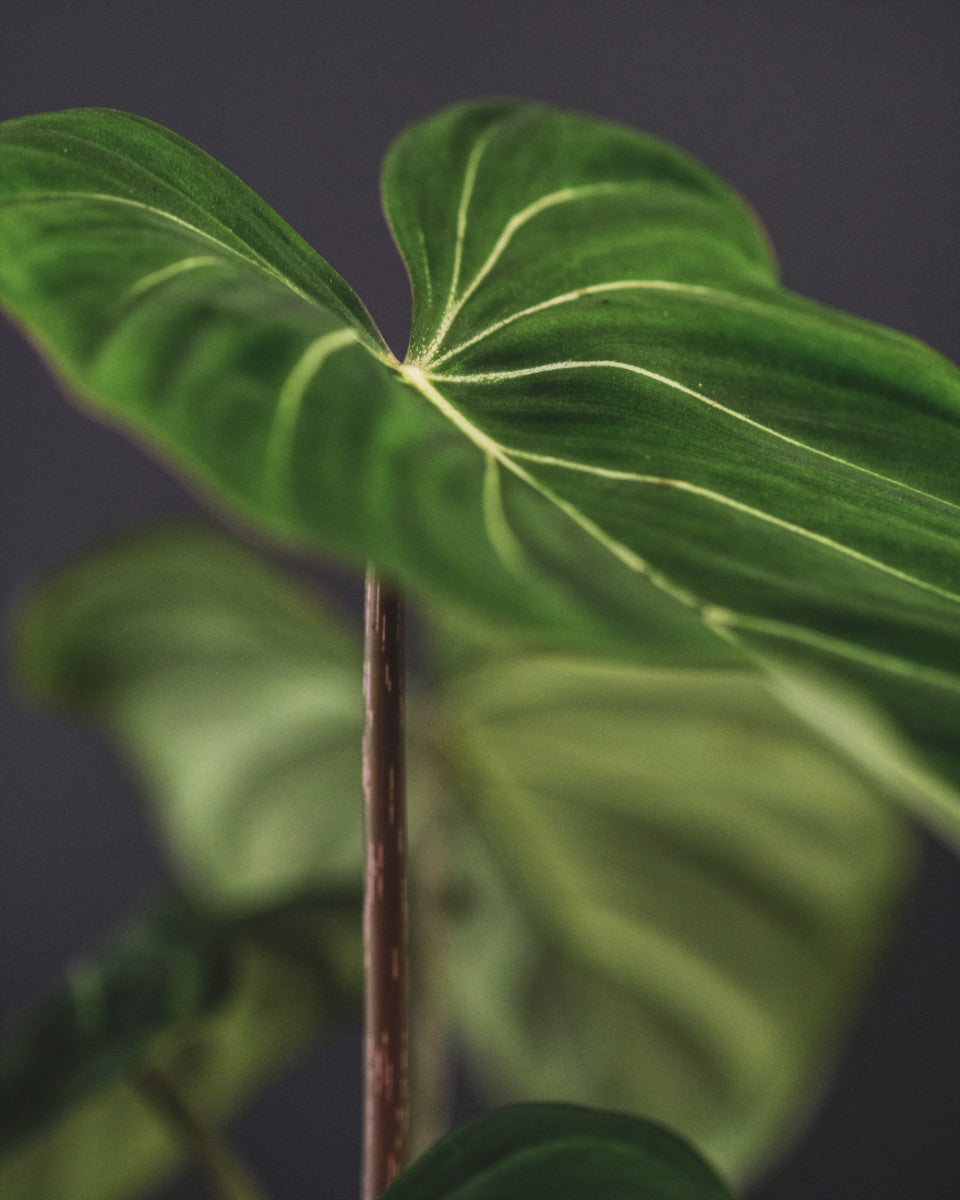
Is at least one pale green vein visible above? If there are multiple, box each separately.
[712,610,960,696]
[571,903,777,1096]
[413,226,433,312]
[420,182,639,363]
[467,744,777,1091]
[429,279,726,368]
[7,191,319,307]
[506,450,960,608]
[265,328,360,495]
[482,452,526,574]
[402,365,960,703]
[429,358,960,514]
[443,126,499,330]
[398,363,702,612]
[122,255,221,302]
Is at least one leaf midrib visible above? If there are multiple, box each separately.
[427,357,960,517]
[402,148,959,600]
[398,362,960,691]
[449,717,787,1094]
[398,363,702,612]
[1,190,390,354]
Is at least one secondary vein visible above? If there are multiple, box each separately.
[398,363,704,614]
[507,450,960,608]
[427,279,727,368]
[429,358,960,514]
[121,255,222,302]
[714,611,960,695]
[8,191,316,304]
[265,328,360,496]
[422,182,641,362]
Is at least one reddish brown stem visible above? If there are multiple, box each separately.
[361,570,408,1200]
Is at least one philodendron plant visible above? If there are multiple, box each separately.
[0,98,957,1199]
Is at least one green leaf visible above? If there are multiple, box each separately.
[432,644,912,1180]
[0,891,362,1200]
[381,1103,735,1200]
[14,523,364,907]
[0,106,662,653]
[0,893,230,1156]
[3,100,959,826]
[5,527,368,1193]
[383,100,960,823]
[0,107,413,580]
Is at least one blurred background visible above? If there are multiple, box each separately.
[1,2,958,1197]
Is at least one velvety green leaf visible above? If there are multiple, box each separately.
[381,1103,734,1200]
[14,524,364,907]
[383,100,960,822]
[0,107,381,340]
[3,101,959,826]
[0,107,696,654]
[432,646,912,1180]
[0,892,362,1200]
[0,109,414,582]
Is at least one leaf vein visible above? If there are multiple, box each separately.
[121,255,222,303]
[430,358,960,513]
[398,364,704,613]
[482,452,527,575]
[430,279,729,367]
[420,182,642,363]
[265,328,360,497]
[715,612,960,696]
[4,191,316,306]
[507,451,960,607]
[444,129,498,326]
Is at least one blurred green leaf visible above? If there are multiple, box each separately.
[6,527,368,1195]
[432,646,912,1180]
[0,893,231,1155]
[15,524,364,907]
[0,892,362,1200]
[381,1103,734,1200]
[10,526,916,1185]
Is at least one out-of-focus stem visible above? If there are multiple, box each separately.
[132,1063,268,1200]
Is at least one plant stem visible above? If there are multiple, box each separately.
[361,569,408,1200]
[131,1063,268,1200]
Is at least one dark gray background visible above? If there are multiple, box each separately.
[1,2,958,1198]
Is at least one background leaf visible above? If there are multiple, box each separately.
[429,641,912,1179]
[10,525,916,1185]
[381,1103,734,1200]
[5,527,368,1195]
[0,893,231,1156]
[14,524,365,907]
[0,891,362,1200]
